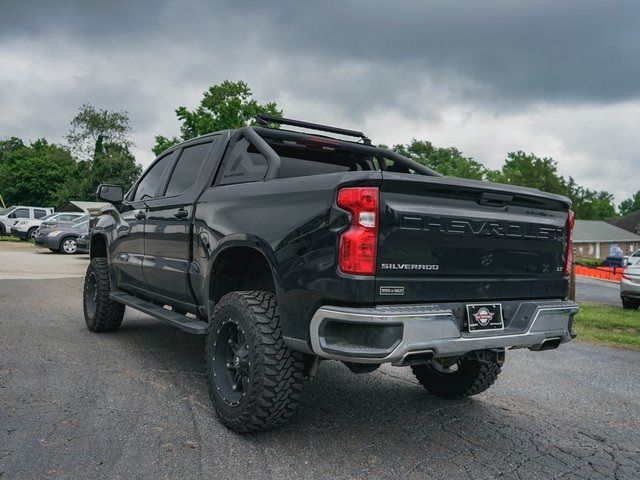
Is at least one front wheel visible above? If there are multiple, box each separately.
[411,351,502,399]
[60,237,78,254]
[205,291,304,433]
[83,258,125,332]
[622,297,639,310]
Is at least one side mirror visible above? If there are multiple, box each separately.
[96,184,124,204]
[7,213,15,219]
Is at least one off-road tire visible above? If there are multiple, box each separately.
[622,297,639,310]
[411,354,501,399]
[205,291,304,433]
[83,258,125,332]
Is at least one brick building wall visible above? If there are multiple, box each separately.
[575,241,639,259]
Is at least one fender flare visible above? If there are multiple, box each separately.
[206,233,282,300]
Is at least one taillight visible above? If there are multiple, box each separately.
[337,187,379,275]
[563,209,575,276]
[622,268,631,280]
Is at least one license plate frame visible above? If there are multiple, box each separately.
[466,303,504,332]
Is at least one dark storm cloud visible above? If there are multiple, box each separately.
[3,0,639,106]
[0,0,638,201]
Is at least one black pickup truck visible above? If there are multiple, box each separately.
[85,115,578,433]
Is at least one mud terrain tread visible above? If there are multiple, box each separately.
[83,258,125,332]
[206,291,304,433]
[411,355,501,399]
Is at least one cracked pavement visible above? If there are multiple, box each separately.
[1,277,639,479]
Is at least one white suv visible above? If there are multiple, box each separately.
[0,206,54,236]
[10,212,84,240]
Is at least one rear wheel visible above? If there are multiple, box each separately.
[205,291,304,433]
[27,227,37,240]
[411,351,502,399]
[60,237,78,254]
[622,297,640,310]
[83,258,125,332]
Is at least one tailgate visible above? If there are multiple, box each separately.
[375,173,571,303]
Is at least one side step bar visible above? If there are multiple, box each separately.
[110,292,208,335]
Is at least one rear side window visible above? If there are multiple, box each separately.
[134,152,176,201]
[34,209,47,219]
[218,138,269,185]
[165,141,212,197]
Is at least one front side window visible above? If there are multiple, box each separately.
[133,152,176,201]
[165,141,212,197]
[13,208,29,219]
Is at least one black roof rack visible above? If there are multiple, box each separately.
[254,114,371,144]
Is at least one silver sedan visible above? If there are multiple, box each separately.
[621,264,640,309]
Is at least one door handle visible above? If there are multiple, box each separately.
[135,211,146,220]
[174,209,189,219]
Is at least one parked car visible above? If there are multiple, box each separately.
[0,206,54,236]
[621,265,640,309]
[83,115,578,433]
[625,249,640,266]
[10,212,84,240]
[34,215,90,254]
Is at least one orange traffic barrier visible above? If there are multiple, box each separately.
[575,265,622,282]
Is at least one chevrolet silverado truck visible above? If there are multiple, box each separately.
[84,115,578,433]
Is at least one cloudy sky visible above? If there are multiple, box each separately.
[1,0,638,203]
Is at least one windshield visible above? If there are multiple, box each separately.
[41,213,59,221]
[2,206,17,216]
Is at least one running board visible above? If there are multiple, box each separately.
[110,292,208,335]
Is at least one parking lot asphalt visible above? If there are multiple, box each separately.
[575,276,621,307]
[0,242,88,280]
[1,275,639,479]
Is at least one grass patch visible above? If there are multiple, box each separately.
[574,303,640,349]
[0,235,23,242]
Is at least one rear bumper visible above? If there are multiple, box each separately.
[310,299,578,365]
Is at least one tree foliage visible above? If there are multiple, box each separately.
[66,104,141,198]
[391,140,487,180]
[66,104,133,161]
[619,191,640,216]
[152,80,282,155]
[0,139,77,207]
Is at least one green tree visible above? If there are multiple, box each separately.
[66,104,141,198]
[619,191,640,216]
[153,80,282,155]
[66,104,133,161]
[487,151,617,220]
[0,137,25,162]
[0,139,77,207]
[487,151,567,194]
[391,139,488,179]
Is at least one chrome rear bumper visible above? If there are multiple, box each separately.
[310,300,578,365]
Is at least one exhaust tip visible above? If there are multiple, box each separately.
[395,350,435,366]
[530,337,562,351]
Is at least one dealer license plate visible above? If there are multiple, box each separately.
[466,303,504,332]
